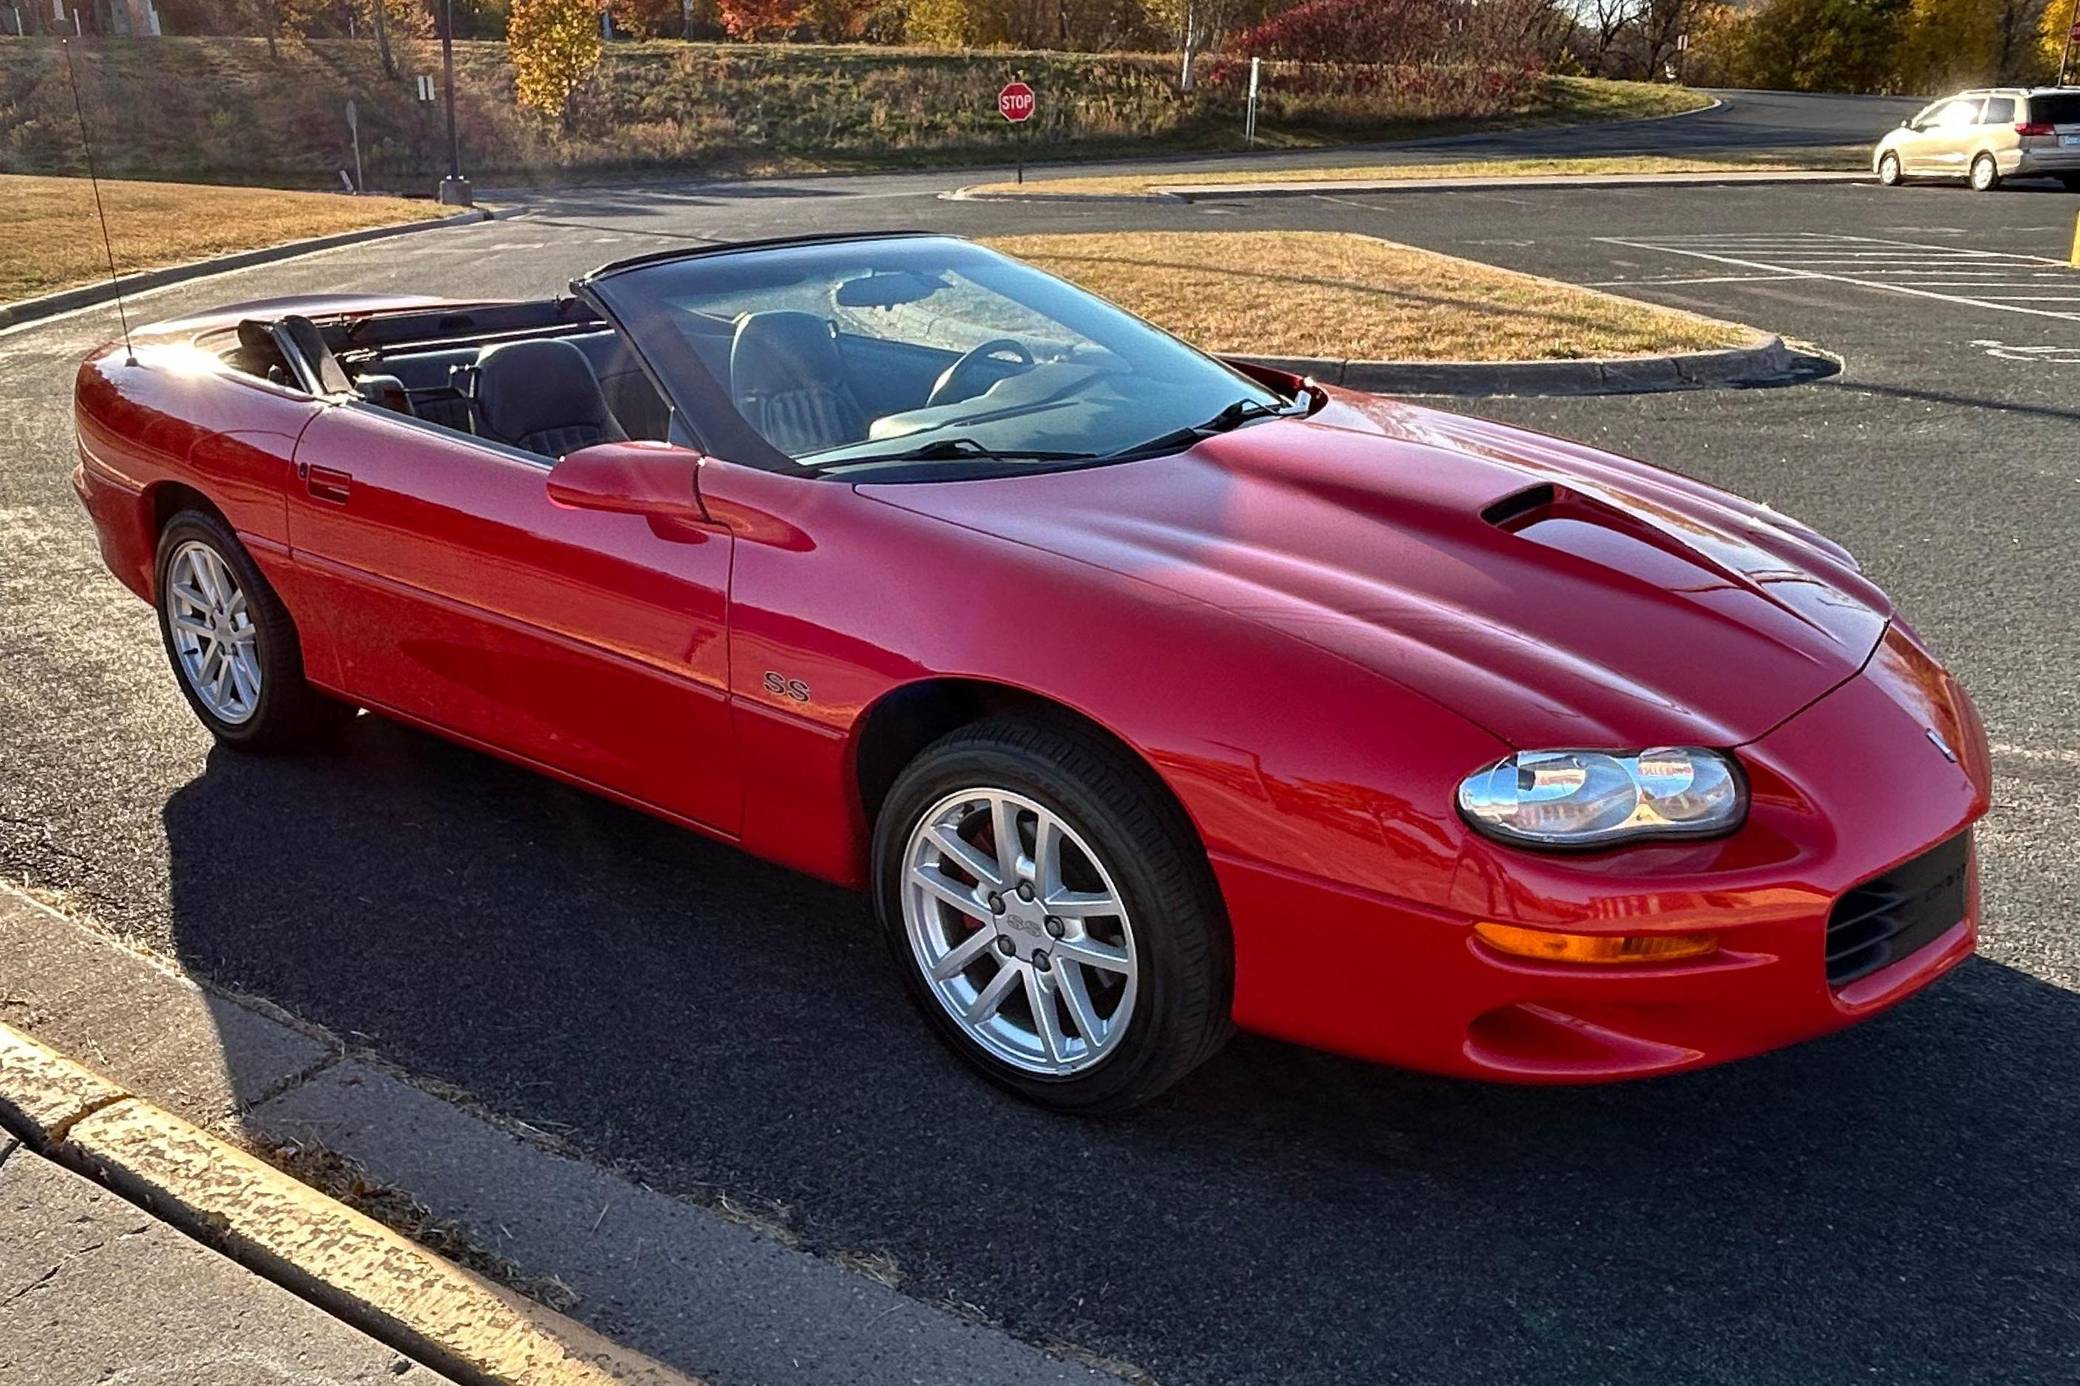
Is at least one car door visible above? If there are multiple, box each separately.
[1928,96,1984,177]
[283,399,741,835]
[1894,100,1947,174]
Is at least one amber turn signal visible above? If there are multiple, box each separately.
[1474,922,1719,965]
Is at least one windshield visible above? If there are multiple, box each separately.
[584,236,1291,476]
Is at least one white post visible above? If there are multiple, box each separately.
[1246,56,1261,147]
[346,98,363,193]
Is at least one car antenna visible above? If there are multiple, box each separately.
[61,38,135,367]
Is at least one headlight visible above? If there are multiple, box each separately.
[1456,748,1746,849]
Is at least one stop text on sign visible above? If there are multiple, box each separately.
[999,82,1036,124]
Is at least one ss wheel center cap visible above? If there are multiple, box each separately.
[996,897,1051,960]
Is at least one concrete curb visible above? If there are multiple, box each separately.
[0,206,494,331]
[0,885,1118,1386]
[0,1019,699,1386]
[1242,333,1803,396]
[947,167,1865,203]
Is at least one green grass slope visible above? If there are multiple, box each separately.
[0,37,1707,189]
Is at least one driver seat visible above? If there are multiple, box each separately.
[729,311,869,455]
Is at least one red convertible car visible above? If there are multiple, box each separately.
[72,232,1990,1112]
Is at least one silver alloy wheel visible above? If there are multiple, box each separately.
[165,539,262,725]
[1971,154,1997,191]
[901,787,1139,1077]
[1879,153,1901,186]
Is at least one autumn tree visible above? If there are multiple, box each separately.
[2036,0,2077,76]
[611,0,701,35]
[717,0,802,37]
[508,0,604,126]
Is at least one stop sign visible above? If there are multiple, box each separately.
[999,82,1036,124]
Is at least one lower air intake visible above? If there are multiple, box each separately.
[1825,832,1970,987]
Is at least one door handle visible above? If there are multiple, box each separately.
[305,464,353,504]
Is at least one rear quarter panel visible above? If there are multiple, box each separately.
[75,343,323,601]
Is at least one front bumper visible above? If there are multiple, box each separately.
[1218,628,1991,1082]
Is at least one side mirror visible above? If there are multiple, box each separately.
[1900,119,1913,129]
[547,440,707,521]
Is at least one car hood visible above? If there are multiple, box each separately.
[859,391,1892,749]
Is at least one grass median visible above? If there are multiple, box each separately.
[967,147,1865,199]
[1,174,448,304]
[982,230,1756,362]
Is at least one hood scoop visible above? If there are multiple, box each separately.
[1488,481,1840,643]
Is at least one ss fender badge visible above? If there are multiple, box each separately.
[763,671,811,704]
[1925,727,1958,763]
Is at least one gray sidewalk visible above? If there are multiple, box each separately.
[0,1136,452,1385]
[0,887,1117,1386]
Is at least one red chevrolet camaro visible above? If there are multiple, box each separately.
[72,233,1990,1112]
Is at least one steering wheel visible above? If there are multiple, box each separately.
[927,338,1035,409]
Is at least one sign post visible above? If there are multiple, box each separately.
[345,98,364,194]
[1245,57,1261,148]
[2061,2,2079,87]
[999,80,1035,185]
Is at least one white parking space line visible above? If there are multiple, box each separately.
[1584,273,1816,287]
[1597,231,2080,323]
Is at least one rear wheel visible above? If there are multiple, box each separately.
[1878,152,1903,186]
[873,715,1232,1114]
[1969,153,2001,192]
[155,510,353,751]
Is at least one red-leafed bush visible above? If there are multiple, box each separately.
[1230,0,1549,69]
[716,0,805,39]
[1231,0,1453,64]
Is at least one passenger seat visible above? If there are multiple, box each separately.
[470,337,627,458]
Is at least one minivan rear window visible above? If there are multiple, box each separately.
[1983,97,2016,123]
[2029,94,2080,124]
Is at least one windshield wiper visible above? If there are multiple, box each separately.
[1105,397,1294,461]
[816,437,1099,469]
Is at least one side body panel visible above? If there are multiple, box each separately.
[284,404,741,834]
[696,458,1507,899]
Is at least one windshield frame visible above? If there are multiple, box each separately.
[573,232,1298,481]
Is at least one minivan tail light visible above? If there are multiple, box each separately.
[2016,121,2055,136]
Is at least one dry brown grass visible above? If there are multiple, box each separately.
[0,174,445,303]
[983,230,1755,362]
[968,147,1863,198]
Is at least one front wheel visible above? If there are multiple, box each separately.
[1877,152,1902,187]
[873,716,1232,1114]
[1969,153,2001,192]
[155,510,353,751]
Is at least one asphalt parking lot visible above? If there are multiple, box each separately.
[3,111,2077,1383]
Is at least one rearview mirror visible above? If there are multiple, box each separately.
[547,440,707,521]
[833,270,947,309]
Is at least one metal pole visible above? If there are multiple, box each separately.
[437,0,471,204]
[2061,0,2078,87]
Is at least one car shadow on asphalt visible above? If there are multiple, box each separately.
[159,716,2078,1386]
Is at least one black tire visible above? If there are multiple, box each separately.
[1877,152,1902,187]
[1969,153,2001,192]
[2061,174,2080,192]
[154,509,354,751]
[873,714,1233,1114]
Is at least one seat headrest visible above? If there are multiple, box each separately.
[277,314,353,396]
[730,311,845,397]
[474,337,624,454]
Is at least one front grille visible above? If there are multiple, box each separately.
[1825,832,1971,987]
